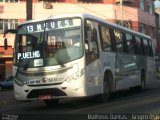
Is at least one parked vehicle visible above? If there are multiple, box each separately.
[0,76,14,90]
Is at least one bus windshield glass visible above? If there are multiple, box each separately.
[14,18,83,67]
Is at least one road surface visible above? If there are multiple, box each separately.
[0,79,160,120]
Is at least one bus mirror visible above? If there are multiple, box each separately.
[4,38,8,50]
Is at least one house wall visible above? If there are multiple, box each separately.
[0,46,13,80]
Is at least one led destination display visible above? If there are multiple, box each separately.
[22,18,81,33]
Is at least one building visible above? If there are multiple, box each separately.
[0,46,13,80]
[154,0,160,54]
[0,0,157,80]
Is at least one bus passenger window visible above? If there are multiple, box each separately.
[99,26,111,51]
[19,35,37,52]
[142,39,148,56]
[47,36,56,56]
[126,34,134,54]
[134,37,142,55]
[18,36,26,53]
[85,20,99,64]
[148,40,153,57]
[114,30,124,52]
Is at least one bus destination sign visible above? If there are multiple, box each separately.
[25,19,76,33]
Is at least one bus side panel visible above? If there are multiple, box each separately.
[85,59,102,96]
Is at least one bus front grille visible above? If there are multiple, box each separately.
[27,88,67,98]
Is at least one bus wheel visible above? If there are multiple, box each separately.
[99,80,111,103]
[44,99,59,107]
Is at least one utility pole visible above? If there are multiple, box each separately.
[26,0,32,20]
[120,0,123,26]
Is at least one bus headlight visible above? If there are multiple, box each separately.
[14,78,25,86]
[66,69,84,82]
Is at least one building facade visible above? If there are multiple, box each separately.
[0,0,157,80]
[0,46,13,80]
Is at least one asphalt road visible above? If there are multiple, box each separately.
[1,79,160,120]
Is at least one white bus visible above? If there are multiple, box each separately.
[4,13,155,105]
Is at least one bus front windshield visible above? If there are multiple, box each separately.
[14,18,83,67]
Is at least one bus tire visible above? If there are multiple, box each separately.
[44,99,59,107]
[98,73,112,103]
[102,80,110,102]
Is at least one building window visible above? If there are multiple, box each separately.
[148,2,153,14]
[140,0,145,11]
[149,27,154,38]
[0,19,18,33]
[139,23,145,34]
[0,0,18,2]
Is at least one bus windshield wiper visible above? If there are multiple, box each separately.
[17,59,32,70]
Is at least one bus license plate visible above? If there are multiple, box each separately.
[39,95,52,100]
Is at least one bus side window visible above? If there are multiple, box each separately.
[18,35,25,53]
[114,30,124,52]
[134,36,142,55]
[85,20,99,64]
[142,39,149,56]
[99,25,111,52]
[148,40,153,57]
[19,35,37,52]
[125,33,134,54]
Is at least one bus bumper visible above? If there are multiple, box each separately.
[14,78,87,101]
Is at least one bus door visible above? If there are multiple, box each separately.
[115,32,139,90]
[143,39,155,84]
[85,20,101,95]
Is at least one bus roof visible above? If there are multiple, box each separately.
[20,13,150,40]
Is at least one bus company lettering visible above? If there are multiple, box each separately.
[26,77,64,85]
[18,51,40,60]
[42,77,64,83]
